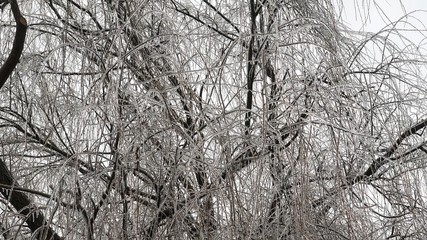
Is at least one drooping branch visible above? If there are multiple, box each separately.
[0,0,27,90]
[356,118,427,181]
[311,119,427,211]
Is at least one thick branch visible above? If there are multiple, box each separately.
[0,159,61,240]
[244,0,257,135]
[0,2,61,239]
[0,0,27,89]
[312,119,427,210]
[357,119,427,181]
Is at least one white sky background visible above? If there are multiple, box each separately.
[338,1,427,30]
[337,0,427,47]
[336,1,427,118]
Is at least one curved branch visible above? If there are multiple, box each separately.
[0,0,27,89]
[0,0,27,90]
[0,2,61,239]
[352,118,427,183]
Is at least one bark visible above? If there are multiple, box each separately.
[0,1,61,239]
[0,160,61,240]
[0,0,27,89]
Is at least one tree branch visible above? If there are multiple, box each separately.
[356,118,427,182]
[0,159,61,240]
[0,0,27,90]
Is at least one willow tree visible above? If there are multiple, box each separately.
[0,0,427,239]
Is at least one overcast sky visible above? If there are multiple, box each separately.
[337,0,427,54]
[340,0,427,31]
